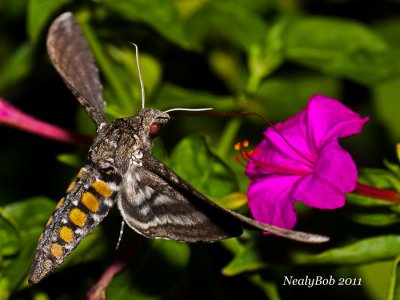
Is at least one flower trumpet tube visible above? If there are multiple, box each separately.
[0,98,92,145]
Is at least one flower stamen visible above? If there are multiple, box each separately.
[234,140,311,176]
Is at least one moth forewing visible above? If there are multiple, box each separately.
[117,161,243,243]
[47,11,106,127]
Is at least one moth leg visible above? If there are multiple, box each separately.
[116,220,125,250]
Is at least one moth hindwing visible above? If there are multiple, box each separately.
[28,11,329,285]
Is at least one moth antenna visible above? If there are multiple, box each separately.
[163,107,213,114]
[116,220,125,250]
[130,43,145,109]
[154,107,213,119]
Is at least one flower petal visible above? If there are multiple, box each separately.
[315,141,358,193]
[307,95,369,148]
[248,175,301,229]
[293,174,346,209]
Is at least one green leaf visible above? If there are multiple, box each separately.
[27,0,70,42]
[4,197,55,229]
[0,43,36,93]
[384,160,400,178]
[1,197,55,290]
[247,16,290,92]
[285,17,400,84]
[169,135,238,199]
[186,0,268,52]
[217,192,247,210]
[3,227,43,290]
[100,0,192,49]
[373,17,400,48]
[398,144,400,163]
[253,70,341,121]
[345,211,400,226]
[388,256,400,300]
[0,277,11,300]
[326,49,400,85]
[56,153,85,168]
[0,196,108,291]
[249,274,281,300]
[220,237,245,254]
[294,235,400,265]
[76,108,97,137]
[215,117,242,157]
[361,166,400,193]
[208,49,247,92]
[346,193,393,207]
[0,208,20,257]
[373,77,400,141]
[345,167,400,226]
[355,261,392,300]
[107,240,190,299]
[222,243,267,276]
[348,167,400,207]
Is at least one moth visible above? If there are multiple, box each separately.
[28,12,328,285]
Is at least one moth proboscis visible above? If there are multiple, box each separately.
[28,11,329,285]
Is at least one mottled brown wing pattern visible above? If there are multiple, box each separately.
[47,12,106,126]
[117,162,243,242]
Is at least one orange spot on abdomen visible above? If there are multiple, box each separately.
[56,197,65,209]
[77,168,84,178]
[81,192,100,213]
[46,216,53,226]
[50,243,63,259]
[69,208,87,227]
[66,181,76,193]
[59,226,74,243]
[92,180,112,198]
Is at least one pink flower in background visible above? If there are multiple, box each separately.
[0,98,91,145]
[245,95,369,230]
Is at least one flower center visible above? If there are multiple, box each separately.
[234,140,312,176]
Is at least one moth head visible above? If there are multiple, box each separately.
[149,112,170,138]
[135,107,213,147]
[138,108,170,139]
[146,107,213,138]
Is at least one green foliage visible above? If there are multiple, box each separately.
[0,197,55,295]
[284,17,399,84]
[294,235,400,264]
[169,135,238,199]
[1,0,400,299]
[107,240,189,300]
[27,0,71,42]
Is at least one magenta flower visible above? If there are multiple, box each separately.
[245,95,369,229]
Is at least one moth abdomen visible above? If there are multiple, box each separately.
[28,166,120,285]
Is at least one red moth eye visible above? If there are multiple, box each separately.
[150,123,160,137]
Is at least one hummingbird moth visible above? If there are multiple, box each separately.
[28,12,328,285]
